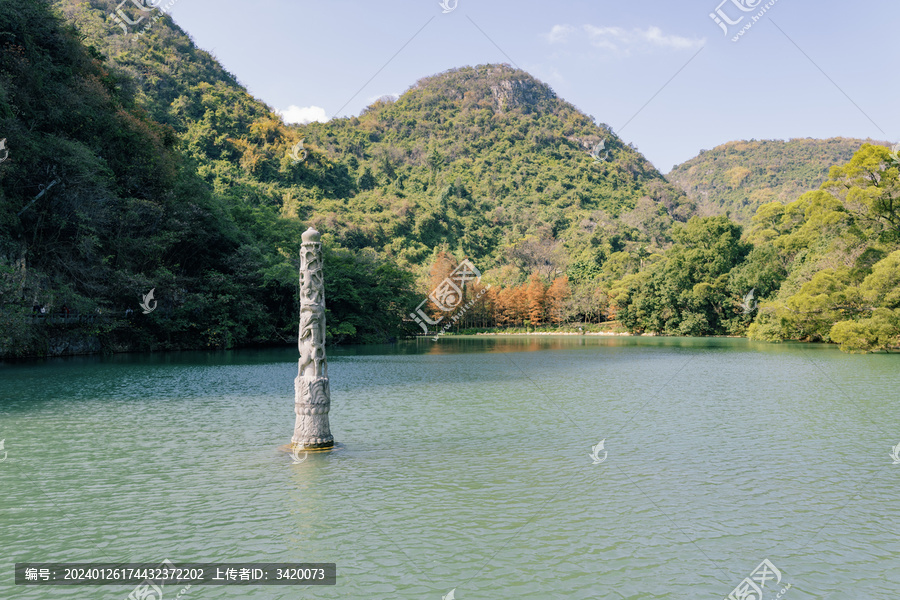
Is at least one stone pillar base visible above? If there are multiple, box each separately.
[292,374,333,448]
[293,440,335,451]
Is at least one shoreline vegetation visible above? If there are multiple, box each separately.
[6,326,885,363]
[2,2,898,359]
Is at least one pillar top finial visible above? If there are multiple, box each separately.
[301,227,321,244]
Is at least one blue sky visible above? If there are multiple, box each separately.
[162,0,897,172]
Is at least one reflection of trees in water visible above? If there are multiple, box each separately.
[423,334,779,355]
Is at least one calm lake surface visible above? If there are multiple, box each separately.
[1,336,898,599]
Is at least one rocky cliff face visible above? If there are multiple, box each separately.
[490,77,555,113]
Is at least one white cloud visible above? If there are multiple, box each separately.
[545,24,704,54]
[543,24,576,44]
[584,25,705,53]
[639,26,705,50]
[278,105,329,125]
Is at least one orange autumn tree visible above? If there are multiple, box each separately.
[425,251,458,320]
[426,268,574,330]
[496,285,526,326]
[429,251,457,292]
[426,252,494,330]
[503,287,522,325]
[546,276,570,325]
[526,273,546,326]
[486,287,504,326]
[514,284,530,325]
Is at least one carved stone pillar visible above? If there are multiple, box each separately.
[292,227,334,450]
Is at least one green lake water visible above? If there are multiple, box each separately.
[1,335,898,599]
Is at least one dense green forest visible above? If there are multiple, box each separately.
[615,143,900,351]
[1,0,897,356]
[51,0,691,271]
[667,138,890,224]
[0,0,416,355]
[1,0,687,356]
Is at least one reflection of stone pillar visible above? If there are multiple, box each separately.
[292,228,334,450]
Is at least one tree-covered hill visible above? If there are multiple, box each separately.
[5,0,895,356]
[1,0,417,356]
[51,0,692,274]
[44,0,699,326]
[300,64,695,271]
[2,0,691,357]
[613,143,900,351]
[667,138,891,224]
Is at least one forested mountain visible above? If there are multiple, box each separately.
[0,0,415,355]
[667,138,890,223]
[2,0,689,356]
[2,0,897,356]
[299,65,693,269]
[53,0,692,274]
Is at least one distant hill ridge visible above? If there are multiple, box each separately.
[667,137,890,223]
